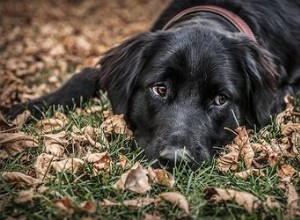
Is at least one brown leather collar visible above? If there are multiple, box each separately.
[162,5,256,41]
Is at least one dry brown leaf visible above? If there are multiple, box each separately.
[12,110,31,127]
[0,112,15,131]
[51,158,84,173]
[148,167,175,187]
[1,171,39,185]
[277,164,297,179]
[84,105,104,115]
[35,112,68,133]
[264,196,280,210]
[143,213,161,220]
[83,152,111,175]
[79,201,97,213]
[217,143,239,172]
[52,197,75,215]
[35,118,66,133]
[204,187,261,213]
[100,197,157,208]
[14,188,38,204]
[114,162,151,194]
[281,123,300,137]
[276,108,293,126]
[282,182,300,220]
[234,127,254,169]
[234,169,265,180]
[86,134,104,149]
[71,125,108,148]
[100,112,133,140]
[117,154,130,168]
[44,131,68,157]
[159,192,189,214]
[0,132,38,157]
[34,153,58,179]
[0,149,9,159]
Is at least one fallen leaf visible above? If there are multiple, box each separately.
[117,154,130,168]
[282,182,300,220]
[264,196,280,210]
[0,132,38,157]
[14,188,36,203]
[143,213,161,220]
[83,152,111,175]
[35,112,68,133]
[71,125,108,148]
[281,123,300,137]
[277,164,297,179]
[0,149,9,159]
[114,162,151,194]
[52,196,74,215]
[44,131,68,157]
[100,197,157,208]
[204,187,261,213]
[217,143,239,172]
[148,167,175,187]
[0,112,15,131]
[35,118,66,133]
[159,192,189,214]
[86,134,104,149]
[34,153,58,179]
[51,158,84,173]
[234,169,265,180]
[1,171,39,185]
[100,112,133,140]
[234,127,254,169]
[79,201,97,213]
[12,110,31,127]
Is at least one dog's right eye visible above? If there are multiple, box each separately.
[213,95,228,106]
[151,84,168,97]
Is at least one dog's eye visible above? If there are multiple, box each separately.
[152,84,167,97]
[213,95,228,106]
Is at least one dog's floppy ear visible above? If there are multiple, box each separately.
[229,35,282,126]
[98,32,155,115]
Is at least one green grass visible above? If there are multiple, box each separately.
[0,98,299,220]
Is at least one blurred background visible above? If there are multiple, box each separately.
[0,0,170,111]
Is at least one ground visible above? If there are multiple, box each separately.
[0,1,299,219]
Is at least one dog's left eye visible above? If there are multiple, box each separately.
[213,95,228,106]
[152,84,168,97]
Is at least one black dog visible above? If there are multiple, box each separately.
[7,0,300,169]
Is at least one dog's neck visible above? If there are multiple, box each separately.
[163,6,256,41]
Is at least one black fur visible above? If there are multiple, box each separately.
[7,0,300,169]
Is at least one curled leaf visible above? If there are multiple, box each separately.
[100,112,133,140]
[34,153,58,179]
[44,131,68,157]
[114,162,151,194]
[35,112,68,133]
[0,132,38,157]
[148,167,175,187]
[1,171,39,185]
[79,201,97,213]
[204,187,261,213]
[159,192,189,214]
[52,196,74,215]
[83,152,111,175]
[234,169,265,180]
[100,197,157,209]
[51,158,84,173]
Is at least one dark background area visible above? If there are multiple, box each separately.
[0,0,170,110]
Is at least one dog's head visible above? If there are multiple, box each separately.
[98,27,279,169]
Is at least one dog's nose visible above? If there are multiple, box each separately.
[158,147,192,169]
